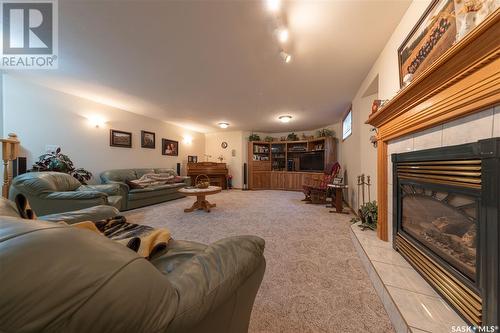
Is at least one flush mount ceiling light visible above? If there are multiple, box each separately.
[279,115,292,123]
[277,28,289,43]
[218,122,229,129]
[280,51,292,63]
[266,0,281,13]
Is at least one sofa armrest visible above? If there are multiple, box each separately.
[39,205,120,224]
[78,184,121,196]
[165,236,265,331]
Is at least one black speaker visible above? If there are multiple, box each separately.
[176,163,181,175]
[13,157,27,177]
[243,163,248,190]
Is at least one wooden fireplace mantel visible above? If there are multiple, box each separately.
[366,9,500,241]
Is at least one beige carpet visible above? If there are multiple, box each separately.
[124,190,394,333]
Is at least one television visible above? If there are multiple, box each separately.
[299,152,324,172]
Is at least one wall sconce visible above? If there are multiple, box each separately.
[183,135,193,145]
[88,116,106,128]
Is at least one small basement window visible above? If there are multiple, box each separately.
[342,107,352,140]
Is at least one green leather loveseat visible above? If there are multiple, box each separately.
[0,197,266,333]
[9,172,122,216]
[100,168,191,210]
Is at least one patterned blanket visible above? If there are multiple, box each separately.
[71,216,171,258]
[14,194,171,258]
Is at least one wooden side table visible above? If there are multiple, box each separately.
[327,184,348,214]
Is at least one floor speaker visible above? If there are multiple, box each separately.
[13,157,27,177]
[176,163,181,175]
[243,163,248,190]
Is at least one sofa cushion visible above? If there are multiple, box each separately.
[154,168,176,176]
[134,169,156,178]
[100,169,138,183]
[128,184,185,201]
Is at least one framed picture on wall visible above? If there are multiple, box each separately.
[397,0,456,88]
[162,139,178,156]
[110,129,132,148]
[141,131,156,149]
[188,155,198,163]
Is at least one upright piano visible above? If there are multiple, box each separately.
[187,162,228,189]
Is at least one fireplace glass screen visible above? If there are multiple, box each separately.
[400,184,477,281]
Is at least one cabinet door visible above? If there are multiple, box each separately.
[271,172,286,190]
[285,173,303,190]
[252,172,271,189]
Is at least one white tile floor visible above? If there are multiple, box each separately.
[350,223,467,333]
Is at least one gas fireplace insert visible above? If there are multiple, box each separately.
[392,138,499,328]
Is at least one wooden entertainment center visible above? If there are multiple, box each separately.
[248,137,337,190]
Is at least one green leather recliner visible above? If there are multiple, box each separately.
[9,172,123,216]
[100,168,191,210]
[0,197,266,333]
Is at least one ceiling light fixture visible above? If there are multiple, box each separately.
[277,28,289,43]
[279,115,292,123]
[266,0,281,13]
[280,51,292,63]
[218,122,229,129]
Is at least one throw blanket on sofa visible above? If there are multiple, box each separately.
[72,216,171,258]
[127,173,184,189]
[14,194,171,258]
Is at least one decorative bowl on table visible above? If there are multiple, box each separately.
[195,174,210,189]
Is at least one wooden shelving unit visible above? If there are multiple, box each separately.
[248,137,337,190]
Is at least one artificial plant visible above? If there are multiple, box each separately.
[317,128,335,138]
[287,132,299,141]
[248,133,261,141]
[351,201,378,231]
[31,148,93,184]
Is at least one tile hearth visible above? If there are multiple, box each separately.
[350,223,466,333]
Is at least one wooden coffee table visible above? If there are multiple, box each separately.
[178,186,222,213]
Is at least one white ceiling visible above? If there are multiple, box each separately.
[16,0,411,133]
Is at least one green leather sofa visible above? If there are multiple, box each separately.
[100,168,191,210]
[0,197,266,333]
[9,172,123,216]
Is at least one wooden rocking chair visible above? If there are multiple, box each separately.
[302,162,341,204]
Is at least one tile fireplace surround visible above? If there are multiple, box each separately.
[386,106,500,243]
[351,224,467,332]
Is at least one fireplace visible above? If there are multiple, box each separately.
[392,138,500,327]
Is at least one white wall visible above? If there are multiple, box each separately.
[338,0,432,211]
[205,131,245,188]
[3,74,205,183]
